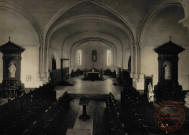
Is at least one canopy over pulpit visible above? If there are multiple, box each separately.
[154,40,185,102]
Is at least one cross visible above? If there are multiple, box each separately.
[8,36,11,41]
[169,36,172,41]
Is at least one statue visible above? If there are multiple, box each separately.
[8,62,16,78]
[164,64,171,80]
[92,68,95,72]
[148,83,154,102]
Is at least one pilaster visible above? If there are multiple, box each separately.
[39,44,48,83]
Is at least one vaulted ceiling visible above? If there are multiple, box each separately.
[2,0,184,51]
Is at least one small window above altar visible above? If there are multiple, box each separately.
[77,50,82,66]
[107,50,112,66]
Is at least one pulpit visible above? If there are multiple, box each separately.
[154,40,184,102]
[0,39,25,98]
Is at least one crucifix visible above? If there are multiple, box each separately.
[8,36,11,42]
[169,36,172,41]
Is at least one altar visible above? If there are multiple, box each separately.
[87,72,100,80]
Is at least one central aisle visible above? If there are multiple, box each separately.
[56,75,121,100]
[55,75,121,135]
[66,100,106,135]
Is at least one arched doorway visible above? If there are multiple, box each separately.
[128,56,131,73]
[52,57,56,71]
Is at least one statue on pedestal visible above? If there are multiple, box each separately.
[8,62,16,78]
[154,39,184,102]
[148,83,154,102]
[164,64,171,80]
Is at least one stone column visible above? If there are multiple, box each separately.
[132,44,144,90]
[132,45,140,81]
[130,46,135,78]
[39,44,48,83]
[44,45,49,82]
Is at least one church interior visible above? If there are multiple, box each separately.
[0,0,189,134]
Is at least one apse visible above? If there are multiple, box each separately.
[72,41,114,70]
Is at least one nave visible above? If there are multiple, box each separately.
[0,75,189,135]
[1,0,189,134]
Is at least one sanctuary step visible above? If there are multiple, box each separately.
[68,94,107,100]
[67,129,91,135]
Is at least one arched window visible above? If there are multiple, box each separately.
[107,50,112,66]
[77,50,82,66]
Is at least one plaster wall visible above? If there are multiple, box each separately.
[0,8,41,88]
[140,6,189,90]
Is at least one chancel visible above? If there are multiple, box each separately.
[0,0,189,135]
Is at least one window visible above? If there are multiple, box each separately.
[107,50,112,66]
[77,50,82,66]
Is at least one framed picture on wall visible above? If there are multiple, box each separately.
[26,75,31,82]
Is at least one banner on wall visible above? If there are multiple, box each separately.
[92,50,97,62]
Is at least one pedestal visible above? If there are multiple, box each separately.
[153,40,185,102]
[0,40,25,98]
[154,82,183,102]
[79,105,90,121]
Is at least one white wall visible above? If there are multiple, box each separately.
[21,46,42,88]
[0,8,42,88]
[140,6,189,90]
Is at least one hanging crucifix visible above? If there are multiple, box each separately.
[92,50,97,62]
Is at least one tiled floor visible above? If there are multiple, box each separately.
[56,75,121,100]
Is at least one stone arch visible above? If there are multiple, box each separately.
[138,1,183,43]
[44,0,135,45]
[41,0,136,81]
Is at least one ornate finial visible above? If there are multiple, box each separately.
[169,36,172,41]
[8,36,11,42]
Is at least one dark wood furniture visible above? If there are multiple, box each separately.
[87,72,100,80]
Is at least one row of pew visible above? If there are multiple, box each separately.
[121,83,189,134]
[23,92,70,135]
[120,84,158,134]
[105,92,125,135]
[0,82,56,135]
